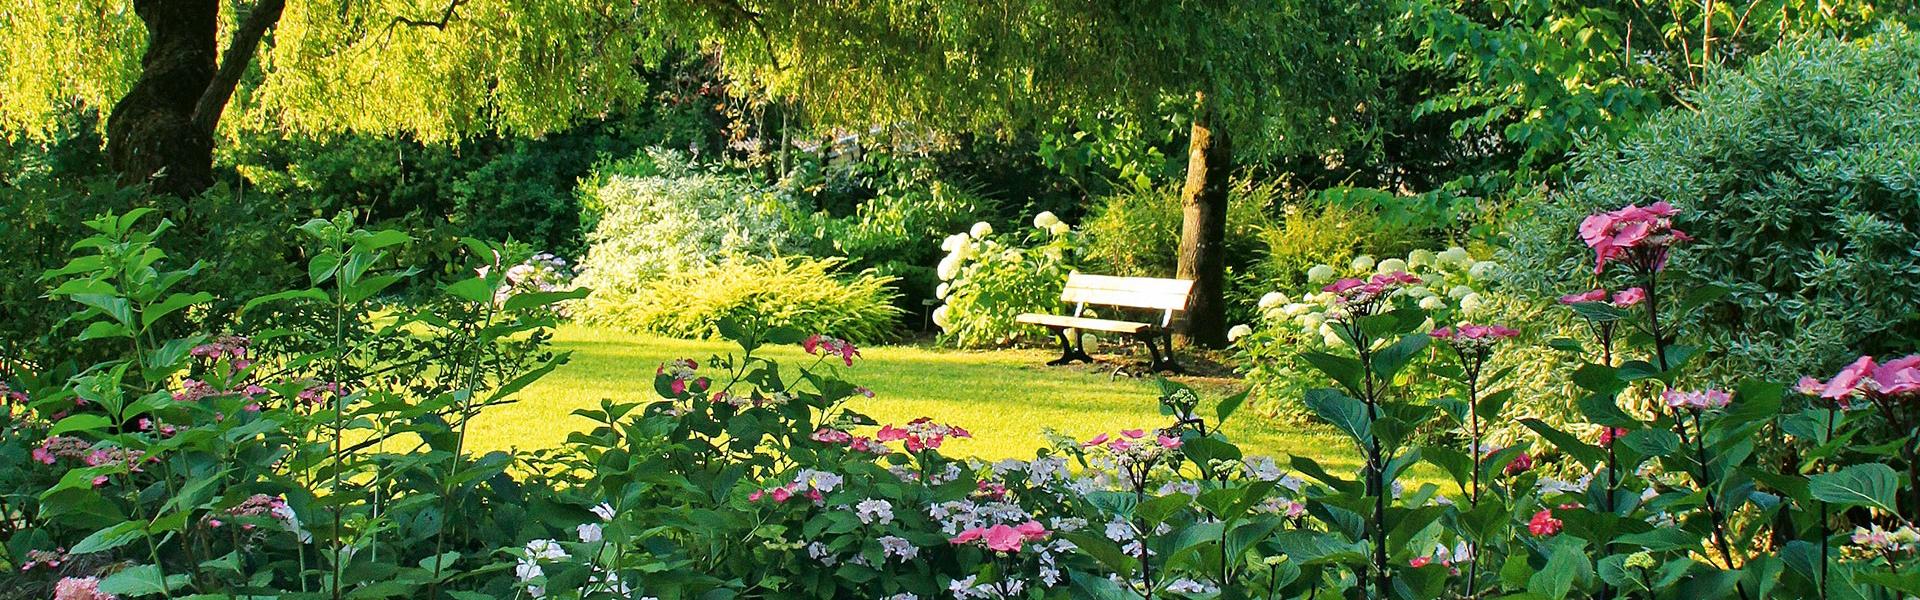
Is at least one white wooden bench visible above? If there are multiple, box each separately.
[1016,273,1194,372]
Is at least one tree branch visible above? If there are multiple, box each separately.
[391,0,468,30]
[192,0,286,135]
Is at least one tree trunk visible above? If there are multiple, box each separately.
[106,0,284,200]
[107,0,220,198]
[1175,93,1232,348]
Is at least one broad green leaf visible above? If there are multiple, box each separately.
[1809,463,1900,513]
[1304,388,1371,444]
[142,291,213,327]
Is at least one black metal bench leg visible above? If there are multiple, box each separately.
[1047,328,1094,366]
[1141,332,1183,373]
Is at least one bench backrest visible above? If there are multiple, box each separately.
[1061,272,1195,327]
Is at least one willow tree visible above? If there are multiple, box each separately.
[720,0,1386,346]
[3,0,1379,343]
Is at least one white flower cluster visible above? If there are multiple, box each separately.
[1238,246,1500,348]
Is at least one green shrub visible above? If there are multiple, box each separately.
[1503,30,1920,380]
[573,149,809,323]
[599,255,902,342]
[932,217,1081,347]
[1080,179,1273,279]
[800,179,995,312]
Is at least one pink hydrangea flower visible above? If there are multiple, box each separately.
[1663,388,1733,412]
[1610,287,1646,307]
[1527,509,1563,536]
[1579,201,1692,274]
[1558,289,1608,304]
[54,576,117,600]
[803,334,861,366]
[876,418,969,452]
[1503,453,1534,476]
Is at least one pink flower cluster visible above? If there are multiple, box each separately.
[656,359,709,396]
[296,381,344,406]
[1431,323,1520,353]
[1578,201,1692,274]
[1323,271,1423,308]
[19,547,70,571]
[804,334,861,366]
[1557,287,1645,308]
[53,576,117,600]
[877,417,971,452]
[0,381,25,404]
[1527,508,1564,536]
[749,469,843,505]
[32,436,91,464]
[1502,452,1534,476]
[1803,355,1920,409]
[949,520,1050,553]
[173,379,268,404]
[1597,426,1629,447]
[136,417,180,437]
[1663,388,1732,412]
[190,335,252,370]
[1081,429,1182,453]
[810,427,889,454]
[216,494,295,531]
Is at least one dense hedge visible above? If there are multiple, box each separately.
[1504,30,1920,380]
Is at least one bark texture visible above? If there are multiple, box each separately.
[106,0,284,199]
[1175,93,1232,348]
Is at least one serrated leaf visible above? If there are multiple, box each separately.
[1809,463,1900,513]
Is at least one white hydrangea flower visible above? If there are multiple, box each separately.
[1227,324,1254,342]
[931,305,951,330]
[577,523,603,543]
[1439,246,1472,267]
[969,221,994,239]
[1306,264,1337,284]
[590,502,616,521]
[936,254,962,280]
[1282,302,1312,317]
[1300,313,1326,331]
[525,539,569,562]
[1033,211,1060,229]
[1048,221,1071,236]
[1460,292,1485,314]
[1377,258,1408,274]
[935,282,950,300]
[1258,291,1288,309]
[1418,296,1446,310]
[1447,285,1474,299]
[855,498,895,525]
[941,233,969,252]
[1349,255,1376,272]
[1408,249,1436,268]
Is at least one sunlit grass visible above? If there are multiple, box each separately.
[469,324,1373,473]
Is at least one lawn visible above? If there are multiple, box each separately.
[469,323,1367,472]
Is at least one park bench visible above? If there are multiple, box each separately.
[1016,273,1194,372]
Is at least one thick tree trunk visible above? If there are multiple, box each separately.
[106,0,284,199]
[107,0,220,198]
[1175,93,1232,348]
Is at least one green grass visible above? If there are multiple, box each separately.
[470,324,1368,472]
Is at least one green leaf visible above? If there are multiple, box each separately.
[50,413,113,436]
[1809,463,1900,513]
[1304,388,1371,444]
[503,287,591,312]
[1528,537,1591,600]
[71,293,134,326]
[1215,389,1249,426]
[98,564,189,596]
[1300,352,1365,395]
[71,521,145,554]
[142,292,213,328]
[1522,418,1605,466]
[1371,333,1431,379]
[241,288,329,315]
[1620,429,1679,458]
[444,277,497,303]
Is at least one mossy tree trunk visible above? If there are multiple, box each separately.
[1176,92,1232,348]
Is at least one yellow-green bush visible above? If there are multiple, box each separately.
[592,255,903,343]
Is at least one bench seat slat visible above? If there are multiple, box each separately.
[1015,313,1154,334]
[1059,273,1194,311]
